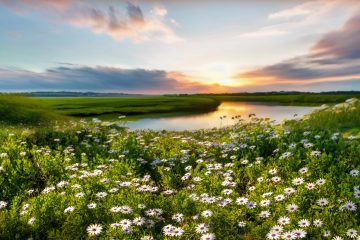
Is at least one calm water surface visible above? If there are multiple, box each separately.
[125,102,316,131]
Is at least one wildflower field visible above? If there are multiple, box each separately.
[0,99,359,240]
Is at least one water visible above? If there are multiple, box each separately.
[124,102,316,131]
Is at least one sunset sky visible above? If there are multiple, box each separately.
[0,0,360,93]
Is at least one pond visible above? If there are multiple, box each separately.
[124,102,317,131]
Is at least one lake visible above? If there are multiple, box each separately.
[124,102,317,131]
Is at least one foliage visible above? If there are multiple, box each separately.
[0,99,359,239]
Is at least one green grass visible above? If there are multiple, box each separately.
[0,95,66,126]
[287,98,360,138]
[1,94,359,128]
[207,93,360,106]
[36,96,220,117]
[35,93,360,121]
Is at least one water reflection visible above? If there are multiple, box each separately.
[125,102,316,131]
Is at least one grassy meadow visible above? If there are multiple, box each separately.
[207,92,360,106]
[0,95,67,126]
[0,94,359,239]
[25,92,360,122]
[36,96,220,118]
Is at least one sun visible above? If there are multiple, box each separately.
[217,78,239,86]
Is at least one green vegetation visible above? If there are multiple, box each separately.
[34,93,360,120]
[207,92,360,106]
[292,98,360,138]
[0,95,65,126]
[37,96,220,117]
[0,98,358,239]
[0,93,359,126]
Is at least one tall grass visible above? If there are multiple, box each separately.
[285,99,360,135]
[0,95,66,126]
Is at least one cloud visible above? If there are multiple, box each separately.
[0,0,181,43]
[1,63,354,94]
[268,0,357,21]
[230,79,360,92]
[66,3,182,43]
[311,11,360,59]
[237,11,360,88]
[268,1,312,20]
[170,19,180,27]
[0,66,215,94]
[262,0,359,45]
[0,0,69,14]
[238,29,287,38]
[151,6,167,17]
[236,0,358,52]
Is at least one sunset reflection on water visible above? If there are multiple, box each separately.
[126,102,316,131]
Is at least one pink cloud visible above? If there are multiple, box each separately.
[0,0,182,43]
[0,0,69,14]
[151,6,167,17]
[311,11,360,59]
[65,3,181,43]
[236,11,360,88]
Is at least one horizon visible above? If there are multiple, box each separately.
[3,90,360,95]
[1,0,360,93]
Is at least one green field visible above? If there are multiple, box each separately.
[0,95,67,126]
[36,96,220,117]
[0,98,359,239]
[1,93,359,127]
[0,95,220,126]
[207,92,360,106]
[38,92,360,117]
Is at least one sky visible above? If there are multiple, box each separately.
[0,0,360,94]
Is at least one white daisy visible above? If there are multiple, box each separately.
[0,201,7,209]
[313,219,323,227]
[236,197,248,205]
[266,231,281,239]
[87,203,97,209]
[298,219,310,228]
[293,229,307,238]
[292,177,304,185]
[282,231,296,240]
[195,223,209,234]
[201,210,213,218]
[200,233,216,240]
[317,198,329,206]
[278,216,291,225]
[87,224,102,236]
[286,203,298,212]
[64,206,75,213]
[346,229,358,238]
[238,221,246,227]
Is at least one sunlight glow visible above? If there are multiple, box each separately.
[217,78,239,86]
